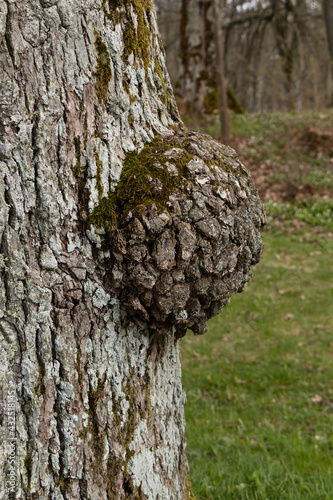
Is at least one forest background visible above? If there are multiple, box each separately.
[155,0,333,497]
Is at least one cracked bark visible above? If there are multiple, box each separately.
[0,0,264,499]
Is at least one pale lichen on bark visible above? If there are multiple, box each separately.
[0,0,264,499]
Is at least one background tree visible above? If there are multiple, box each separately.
[155,0,183,82]
[323,0,333,63]
[323,0,333,104]
[213,0,230,143]
[224,0,329,112]
[0,0,264,498]
[157,0,331,114]
[176,0,214,116]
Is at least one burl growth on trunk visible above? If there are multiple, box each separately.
[89,130,266,339]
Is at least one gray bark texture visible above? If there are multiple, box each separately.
[213,0,229,143]
[324,0,333,63]
[177,0,218,118]
[0,0,265,499]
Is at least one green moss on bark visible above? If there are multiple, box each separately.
[94,148,104,201]
[122,11,150,74]
[93,29,112,104]
[204,89,218,114]
[89,192,118,232]
[184,474,196,499]
[104,0,153,75]
[123,20,138,62]
[227,87,245,114]
[90,136,194,231]
[122,75,138,105]
[89,132,239,237]
[24,444,33,491]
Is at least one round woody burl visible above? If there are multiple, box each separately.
[91,130,266,338]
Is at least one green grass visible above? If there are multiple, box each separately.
[195,109,333,139]
[229,110,333,138]
[231,111,333,192]
[181,230,333,499]
[265,199,333,232]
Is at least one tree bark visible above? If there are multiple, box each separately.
[178,0,217,117]
[0,0,265,498]
[324,0,333,63]
[0,1,189,498]
[213,0,230,143]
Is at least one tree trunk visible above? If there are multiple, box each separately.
[323,0,333,105]
[177,0,233,127]
[0,0,265,498]
[213,0,230,144]
[324,0,333,63]
[178,0,217,117]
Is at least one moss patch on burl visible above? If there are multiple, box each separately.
[116,138,193,212]
[90,132,244,232]
[90,135,193,230]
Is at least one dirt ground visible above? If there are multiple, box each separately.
[229,126,333,204]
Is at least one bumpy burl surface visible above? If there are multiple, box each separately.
[106,130,266,337]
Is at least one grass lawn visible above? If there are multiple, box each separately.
[181,230,333,499]
[181,110,333,499]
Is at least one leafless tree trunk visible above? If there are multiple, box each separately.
[323,0,333,105]
[0,0,265,499]
[178,0,218,117]
[324,0,333,63]
[213,0,230,143]
[270,0,298,109]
